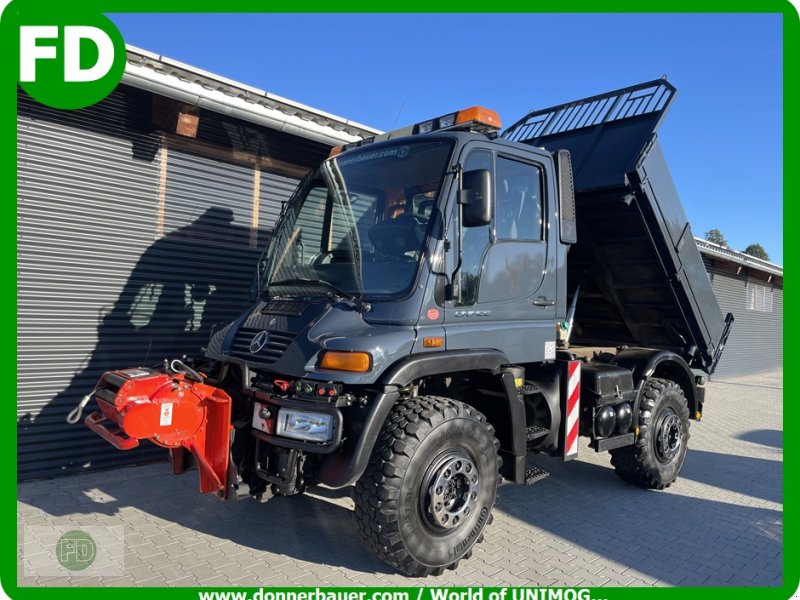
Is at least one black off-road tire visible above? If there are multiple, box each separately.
[610,378,690,490]
[354,396,501,576]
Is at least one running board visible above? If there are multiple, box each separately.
[526,425,549,444]
[524,465,550,485]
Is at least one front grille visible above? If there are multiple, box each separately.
[228,327,296,364]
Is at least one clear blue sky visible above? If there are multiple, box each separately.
[109,13,783,264]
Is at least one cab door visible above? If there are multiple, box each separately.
[443,143,558,364]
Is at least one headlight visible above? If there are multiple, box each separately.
[275,409,334,443]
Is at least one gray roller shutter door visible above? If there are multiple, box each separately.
[260,172,298,230]
[709,271,782,378]
[18,87,304,480]
[159,148,261,340]
[18,87,166,479]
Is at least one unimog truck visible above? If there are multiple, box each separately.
[74,79,733,576]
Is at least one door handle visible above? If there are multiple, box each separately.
[533,297,555,307]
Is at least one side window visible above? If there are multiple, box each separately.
[457,149,492,306]
[495,157,543,241]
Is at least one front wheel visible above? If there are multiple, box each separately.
[610,377,690,490]
[354,396,501,576]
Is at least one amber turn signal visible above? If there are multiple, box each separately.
[319,351,372,373]
[423,337,444,348]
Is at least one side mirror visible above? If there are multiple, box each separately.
[460,169,492,228]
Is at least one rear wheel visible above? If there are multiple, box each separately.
[610,378,690,490]
[354,396,501,576]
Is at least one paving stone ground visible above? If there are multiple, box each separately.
[17,370,782,587]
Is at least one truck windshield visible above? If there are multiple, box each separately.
[259,139,453,301]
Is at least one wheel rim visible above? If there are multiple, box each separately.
[654,407,683,463]
[420,449,479,532]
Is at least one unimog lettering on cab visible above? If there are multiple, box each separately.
[73,80,733,576]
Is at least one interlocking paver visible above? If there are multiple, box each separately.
[17,370,782,587]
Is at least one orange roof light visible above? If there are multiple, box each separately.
[329,145,343,157]
[455,106,502,130]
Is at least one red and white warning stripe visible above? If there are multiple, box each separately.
[564,360,581,459]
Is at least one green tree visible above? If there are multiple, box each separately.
[704,228,728,247]
[742,243,770,261]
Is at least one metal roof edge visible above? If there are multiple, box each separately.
[123,44,382,145]
[695,237,783,277]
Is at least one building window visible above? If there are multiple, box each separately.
[746,282,773,313]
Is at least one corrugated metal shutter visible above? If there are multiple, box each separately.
[259,172,298,231]
[709,271,783,378]
[160,147,260,338]
[19,85,313,480]
[18,86,167,479]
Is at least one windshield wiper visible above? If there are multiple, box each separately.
[268,278,371,313]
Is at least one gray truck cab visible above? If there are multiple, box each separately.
[213,129,568,380]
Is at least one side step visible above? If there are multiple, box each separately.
[524,465,550,485]
[519,383,543,396]
[526,425,549,444]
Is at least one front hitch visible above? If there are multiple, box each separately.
[75,365,233,496]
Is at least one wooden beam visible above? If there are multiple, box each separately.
[176,104,200,138]
[163,133,310,180]
[156,144,168,237]
[152,95,200,138]
[251,168,261,248]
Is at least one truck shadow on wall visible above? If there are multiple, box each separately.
[18,207,265,479]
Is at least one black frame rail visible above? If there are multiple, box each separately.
[503,79,677,145]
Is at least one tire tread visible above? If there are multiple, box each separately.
[354,396,501,576]
[610,378,690,490]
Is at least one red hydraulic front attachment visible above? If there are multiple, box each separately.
[84,367,232,495]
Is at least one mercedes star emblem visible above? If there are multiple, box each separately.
[249,330,270,354]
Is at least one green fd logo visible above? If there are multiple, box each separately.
[15,10,126,109]
[21,27,115,82]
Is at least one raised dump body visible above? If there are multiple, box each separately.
[503,79,733,374]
